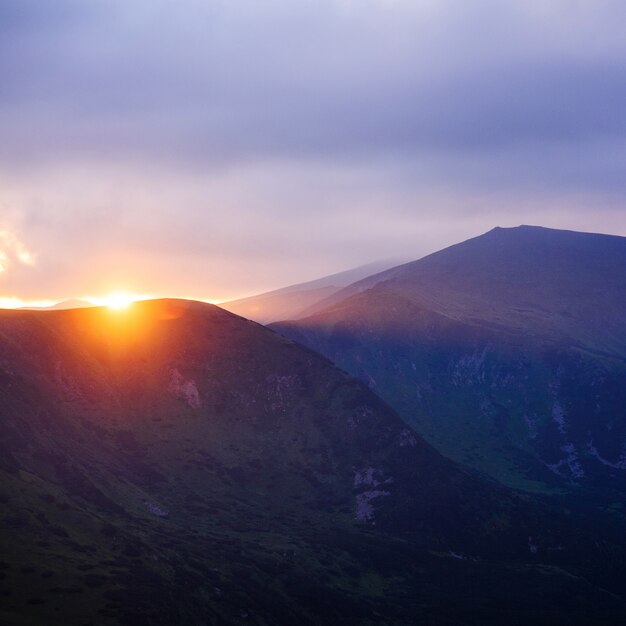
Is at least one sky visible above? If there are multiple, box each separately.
[0,0,625,306]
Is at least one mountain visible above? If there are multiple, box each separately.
[19,299,95,311]
[272,226,626,498]
[2,299,626,624]
[221,260,400,324]
[299,226,626,356]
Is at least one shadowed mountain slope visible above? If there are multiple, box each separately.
[221,260,399,324]
[2,299,626,624]
[273,227,626,497]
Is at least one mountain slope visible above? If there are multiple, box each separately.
[273,227,626,497]
[301,226,626,357]
[2,299,626,624]
[221,260,399,324]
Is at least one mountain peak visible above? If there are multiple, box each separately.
[486,223,622,240]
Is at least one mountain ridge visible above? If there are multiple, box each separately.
[272,226,626,498]
[296,225,626,348]
[3,298,626,624]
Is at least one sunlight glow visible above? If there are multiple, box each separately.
[100,293,136,310]
[0,297,56,309]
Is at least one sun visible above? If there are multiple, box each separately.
[103,293,135,310]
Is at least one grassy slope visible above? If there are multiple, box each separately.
[274,288,626,503]
[272,227,626,500]
[1,300,625,624]
[302,226,626,358]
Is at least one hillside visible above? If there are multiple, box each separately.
[301,226,626,357]
[273,227,626,497]
[2,299,626,624]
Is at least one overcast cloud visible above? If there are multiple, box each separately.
[0,0,625,302]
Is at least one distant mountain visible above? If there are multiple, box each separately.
[19,299,95,311]
[2,299,625,624]
[221,260,400,324]
[300,226,626,356]
[273,226,626,498]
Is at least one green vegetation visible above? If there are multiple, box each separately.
[1,300,626,624]
[274,227,626,507]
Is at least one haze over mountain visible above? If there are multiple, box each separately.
[19,299,95,311]
[273,226,626,498]
[2,299,625,624]
[221,260,400,325]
